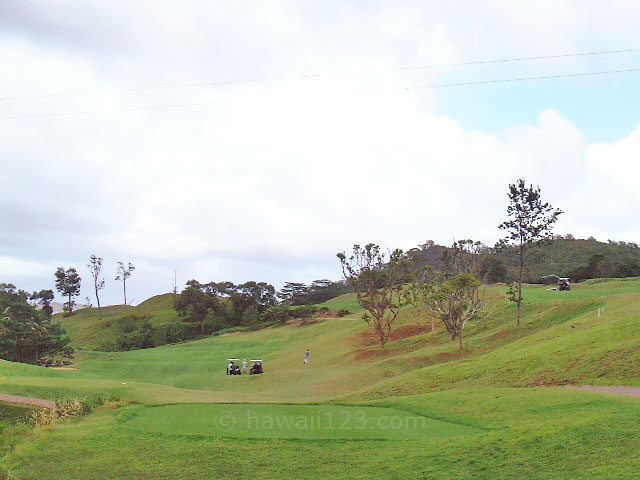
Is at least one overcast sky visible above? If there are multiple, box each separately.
[1,0,640,305]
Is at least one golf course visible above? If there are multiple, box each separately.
[0,278,639,478]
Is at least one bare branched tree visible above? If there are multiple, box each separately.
[442,239,489,276]
[87,255,105,319]
[337,244,407,348]
[115,261,135,305]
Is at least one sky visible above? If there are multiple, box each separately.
[1,0,640,305]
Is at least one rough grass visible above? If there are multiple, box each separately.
[56,294,179,350]
[2,278,640,478]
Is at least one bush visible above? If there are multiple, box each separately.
[261,305,290,324]
[337,309,351,317]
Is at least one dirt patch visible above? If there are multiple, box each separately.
[489,329,510,340]
[316,310,340,318]
[437,351,465,361]
[0,394,55,409]
[50,366,79,371]
[389,324,431,342]
[355,324,431,347]
[562,385,640,398]
[530,375,570,386]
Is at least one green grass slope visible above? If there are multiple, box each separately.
[2,279,640,478]
[57,294,179,350]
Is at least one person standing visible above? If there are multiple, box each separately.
[241,359,248,374]
[304,349,310,364]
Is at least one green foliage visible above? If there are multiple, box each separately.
[0,284,73,364]
[498,178,562,325]
[173,279,277,335]
[426,273,483,350]
[54,267,81,316]
[260,305,290,324]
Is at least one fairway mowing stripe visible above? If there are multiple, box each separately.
[119,403,483,441]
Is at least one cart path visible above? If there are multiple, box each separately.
[0,394,55,408]
[563,385,640,398]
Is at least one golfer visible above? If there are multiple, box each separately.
[304,349,310,364]
[241,359,248,374]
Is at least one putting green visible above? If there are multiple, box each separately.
[121,403,481,440]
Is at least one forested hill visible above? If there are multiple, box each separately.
[499,237,640,282]
[409,237,640,283]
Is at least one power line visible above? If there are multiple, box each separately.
[409,66,640,89]
[0,100,223,120]
[1,47,638,102]
[1,66,639,120]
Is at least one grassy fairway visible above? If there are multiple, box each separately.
[122,403,480,440]
[4,388,640,479]
[1,279,640,478]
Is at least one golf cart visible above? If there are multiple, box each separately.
[227,358,241,375]
[249,360,263,375]
[558,278,571,291]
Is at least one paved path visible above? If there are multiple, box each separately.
[0,394,55,408]
[563,385,640,398]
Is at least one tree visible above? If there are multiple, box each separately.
[277,282,309,305]
[173,280,223,334]
[426,273,483,350]
[30,289,54,318]
[403,277,437,332]
[87,255,105,319]
[54,267,81,316]
[115,261,135,305]
[476,256,507,283]
[337,244,407,347]
[442,239,488,276]
[0,284,73,364]
[498,179,562,325]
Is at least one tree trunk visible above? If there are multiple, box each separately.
[123,278,127,305]
[458,330,464,351]
[95,285,102,320]
[517,241,524,326]
[67,292,73,315]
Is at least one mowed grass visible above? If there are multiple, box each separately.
[122,403,479,440]
[2,279,640,478]
[4,388,640,479]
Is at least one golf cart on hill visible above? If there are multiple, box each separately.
[249,360,263,375]
[227,358,241,375]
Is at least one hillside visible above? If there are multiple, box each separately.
[498,237,640,282]
[408,237,640,283]
[56,294,180,351]
[2,278,640,478]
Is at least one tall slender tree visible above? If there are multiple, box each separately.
[115,261,135,305]
[499,178,562,325]
[87,255,105,319]
[54,267,81,316]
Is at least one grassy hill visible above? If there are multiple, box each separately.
[1,278,640,478]
[56,294,180,350]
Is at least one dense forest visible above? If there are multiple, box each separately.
[407,236,640,284]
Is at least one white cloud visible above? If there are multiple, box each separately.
[1,1,640,304]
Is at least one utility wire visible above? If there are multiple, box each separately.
[0,100,223,120]
[1,47,638,102]
[409,66,640,89]
[1,66,639,120]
